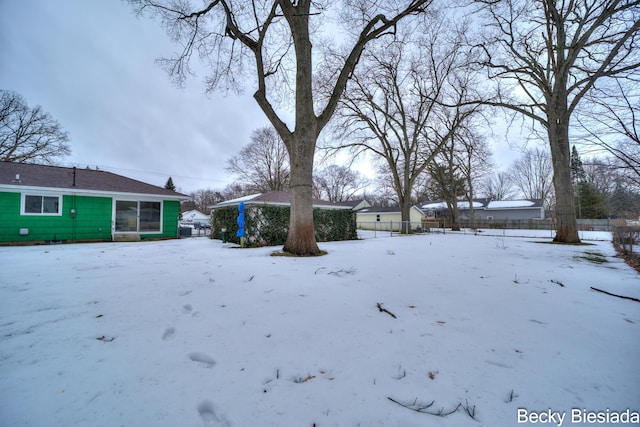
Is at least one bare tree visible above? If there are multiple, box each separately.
[313,164,367,202]
[427,160,466,230]
[189,183,249,212]
[473,0,640,243]
[509,147,555,208]
[455,128,493,227]
[576,81,640,181]
[481,171,518,200]
[328,14,480,226]
[0,90,70,164]
[129,0,431,255]
[226,126,290,192]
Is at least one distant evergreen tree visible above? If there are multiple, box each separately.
[570,146,586,186]
[165,177,176,191]
[575,181,608,219]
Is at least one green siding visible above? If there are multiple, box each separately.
[1,191,181,243]
[0,192,112,243]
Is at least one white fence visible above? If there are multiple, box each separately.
[357,221,445,236]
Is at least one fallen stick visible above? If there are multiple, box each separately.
[377,303,397,318]
[590,287,640,303]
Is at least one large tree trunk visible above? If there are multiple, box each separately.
[400,196,412,234]
[548,119,580,243]
[399,171,412,234]
[282,6,321,256]
[450,204,461,231]
[283,131,320,255]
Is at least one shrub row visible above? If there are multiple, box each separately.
[211,205,357,247]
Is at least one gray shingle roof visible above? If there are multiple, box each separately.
[0,162,188,199]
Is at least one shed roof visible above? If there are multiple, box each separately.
[0,162,188,200]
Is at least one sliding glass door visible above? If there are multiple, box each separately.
[115,200,161,232]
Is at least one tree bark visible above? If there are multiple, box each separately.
[548,111,580,243]
[283,130,320,255]
[281,2,321,255]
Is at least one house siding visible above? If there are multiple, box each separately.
[357,208,424,231]
[0,192,112,243]
[0,192,180,243]
[478,208,544,220]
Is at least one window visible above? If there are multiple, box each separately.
[22,194,62,215]
[115,200,161,232]
[139,202,161,232]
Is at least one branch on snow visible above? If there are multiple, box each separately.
[388,396,478,420]
[377,303,397,318]
[590,287,640,303]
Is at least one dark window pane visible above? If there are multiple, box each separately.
[115,200,138,231]
[139,202,160,232]
[43,196,59,213]
[25,195,42,213]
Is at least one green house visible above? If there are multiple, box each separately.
[0,162,189,244]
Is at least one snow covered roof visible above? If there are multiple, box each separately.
[421,199,543,211]
[486,200,541,209]
[181,209,210,221]
[211,191,353,210]
[421,201,484,210]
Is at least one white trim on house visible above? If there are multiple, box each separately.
[20,192,63,216]
[0,184,187,202]
[111,198,164,235]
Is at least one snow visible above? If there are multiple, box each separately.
[487,200,536,209]
[1,231,639,427]
[214,193,262,207]
[422,201,484,210]
[181,210,210,224]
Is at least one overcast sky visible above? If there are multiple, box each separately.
[0,0,522,195]
[0,0,275,193]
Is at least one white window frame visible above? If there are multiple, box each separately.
[21,193,63,216]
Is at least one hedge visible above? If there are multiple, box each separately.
[211,205,357,247]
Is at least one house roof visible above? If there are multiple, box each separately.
[486,199,544,209]
[358,205,424,214]
[181,209,210,221]
[341,199,370,209]
[0,162,189,200]
[211,191,353,210]
[422,201,485,210]
[421,198,543,211]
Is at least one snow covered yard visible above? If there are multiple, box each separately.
[0,231,638,427]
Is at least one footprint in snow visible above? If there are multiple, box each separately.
[189,352,216,368]
[197,400,231,427]
[161,327,176,341]
[182,304,193,314]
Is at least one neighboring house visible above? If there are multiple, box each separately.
[480,200,545,220]
[0,162,189,244]
[181,209,210,225]
[356,206,425,231]
[421,199,545,220]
